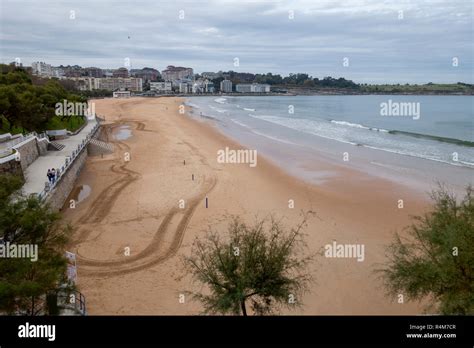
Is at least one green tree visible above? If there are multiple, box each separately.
[0,64,87,133]
[380,186,474,314]
[184,215,314,315]
[0,174,71,315]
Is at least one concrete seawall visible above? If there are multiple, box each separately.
[44,145,89,211]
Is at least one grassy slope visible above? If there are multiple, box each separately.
[0,115,86,134]
[45,116,85,132]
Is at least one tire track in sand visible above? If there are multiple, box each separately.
[76,124,140,227]
[72,119,218,277]
[77,175,216,277]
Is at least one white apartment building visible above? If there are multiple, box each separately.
[31,61,53,77]
[192,79,214,93]
[179,82,191,93]
[150,81,172,93]
[97,78,143,92]
[69,77,101,91]
[69,77,142,92]
[235,83,270,93]
[220,79,233,93]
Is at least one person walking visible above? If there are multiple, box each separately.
[47,169,52,183]
[51,168,56,184]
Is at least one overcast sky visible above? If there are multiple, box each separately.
[0,0,472,83]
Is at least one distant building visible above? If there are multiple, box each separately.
[235,83,270,93]
[179,82,191,93]
[61,65,84,77]
[131,67,161,82]
[69,77,101,91]
[102,69,114,77]
[68,77,142,91]
[98,77,142,91]
[113,90,131,98]
[191,79,214,93]
[113,67,130,78]
[253,84,270,93]
[192,81,204,94]
[51,67,65,78]
[220,79,232,93]
[150,81,172,93]
[31,61,52,77]
[204,80,214,93]
[161,65,194,82]
[85,67,103,78]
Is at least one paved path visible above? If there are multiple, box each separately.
[22,118,98,196]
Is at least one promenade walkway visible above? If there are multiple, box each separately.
[22,117,99,197]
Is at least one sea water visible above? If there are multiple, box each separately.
[186,95,474,195]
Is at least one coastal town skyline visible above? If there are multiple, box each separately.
[1,0,472,84]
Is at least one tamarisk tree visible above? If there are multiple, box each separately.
[184,215,314,315]
[380,186,474,314]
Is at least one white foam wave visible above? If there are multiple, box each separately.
[362,145,474,168]
[230,118,299,145]
[251,130,299,145]
[209,105,227,113]
[230,118,251,129]
[214,98,227,104]
[331,120,388,133]
[186,102,200,109]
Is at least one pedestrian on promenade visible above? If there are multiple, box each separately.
[47,169,52,183]
[51,168,56,184]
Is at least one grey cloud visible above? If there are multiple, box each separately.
[0,0,472,83]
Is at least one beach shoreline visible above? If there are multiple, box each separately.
[63,97,431,315]
[185,95,473,198]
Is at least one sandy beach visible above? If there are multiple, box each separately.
[63,97,430,315]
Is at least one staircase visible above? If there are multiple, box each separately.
[48,141,66,151]
[89,138,114,153]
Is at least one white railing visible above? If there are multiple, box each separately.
[0,149,18,163]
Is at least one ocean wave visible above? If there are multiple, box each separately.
[251,130,299,145]
[230,118,251,129]
[331,119,474,147]
[214,98,227,104]
[331,120,389,133]
[362,144,474,168]
[248,114,358,145]
[209,105,227,113]
[388,130,474,147]
[230,118,299,145]
[244,108,255,111]
[247,114,474,167]
[185,102,200,109]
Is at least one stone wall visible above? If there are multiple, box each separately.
[14,137,40,172]
[37,138,48,156]
[0,156,24,179]
[45,147,88,211]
